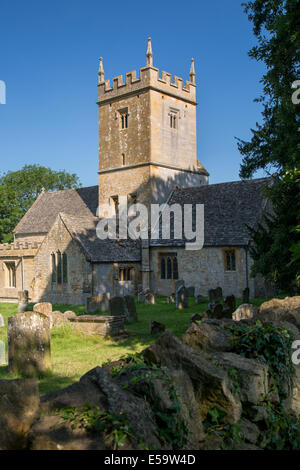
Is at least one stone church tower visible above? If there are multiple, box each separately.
[97,38,208,216]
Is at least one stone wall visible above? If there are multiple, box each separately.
[150,246,255,298]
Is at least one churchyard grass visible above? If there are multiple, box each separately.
[0,296,269,394]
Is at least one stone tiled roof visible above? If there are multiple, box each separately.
[14,186,98,235]
[61,214,141,263]
[150,177,272,247]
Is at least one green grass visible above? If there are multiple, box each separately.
[0,296,269,395]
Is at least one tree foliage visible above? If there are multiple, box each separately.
[237,0,300,292]
[0,164,81,243]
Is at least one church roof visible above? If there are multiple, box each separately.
[14,186,98,235]
[60,213,141,263]
[150,177,272,247]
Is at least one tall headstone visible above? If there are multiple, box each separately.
[109,297,126,316]
[0,314,4,328]
[33,302,52,315]
[18,290,29,313]
[176,285,188,309]
[124,295,137,323]
[223,295,236,316]
[8,311,51,376]
[0,340,5,365]
[242,288,250,304]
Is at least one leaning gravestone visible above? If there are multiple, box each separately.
[175,280,185,292]
[124,295,137,323]
[242,287,250,304]
[18,290,29,313]
[0,314,4,328]
[8,311,51,376]
[176,285,188,309]
[144,292,155,305]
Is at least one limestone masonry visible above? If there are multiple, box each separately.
[0,39,273,304]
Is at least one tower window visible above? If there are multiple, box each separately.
[122,153,126,166]
[169,110,178,129]
[119,108,129,129]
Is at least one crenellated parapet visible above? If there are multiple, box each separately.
[98,66,196,104]
[0,241,41,256]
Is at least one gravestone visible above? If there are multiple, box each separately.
[63,310,77,320]
[223,295,236,316]
[175,280,185,292]
[242,288,250,304]
[150,320,165,335]
[8,311,51,376]
[86,293,110,313]
[186,286,195,297]
[144,292,155,305]
[109,297,126,316]
[208,287,223,304]
[124,295,137,323]
[0,314,4,328]
[18,290,29,313]
[176,285,188,309]
[203,303,224,320]
[138,287,150,303]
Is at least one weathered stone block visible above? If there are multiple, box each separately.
[8,311,51,376]
[233,304,258,322]
[0,378,39,450]
[33,302,52,315]
[69,314,125,337]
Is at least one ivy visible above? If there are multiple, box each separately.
[59,405,134,450]
[226,320,295,398]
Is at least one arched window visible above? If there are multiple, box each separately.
[161,258,166,279]
[160,253,179,280]
[57,251,62,285]
[173,256,178,279]
[51,253,56,283]
[167,257,172,279]
[63,253,68,284]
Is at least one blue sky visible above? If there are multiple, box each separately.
[0,0,267,186]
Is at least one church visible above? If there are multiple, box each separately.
[0,39,271,305]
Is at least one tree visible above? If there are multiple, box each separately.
[0,165,81,243]
[237,0,300,293]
